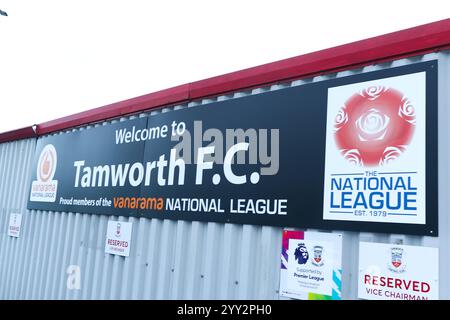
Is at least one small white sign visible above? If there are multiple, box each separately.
[358,242,439,300]
[8,213,22,237]
[105,221,132,257]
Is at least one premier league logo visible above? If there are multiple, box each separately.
[312,246,324,267]
[294,243,309,265]
[388,247,406,273]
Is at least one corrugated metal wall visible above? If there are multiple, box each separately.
[0,51,449,300]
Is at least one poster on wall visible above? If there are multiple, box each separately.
[323,72,427,225]
[105,221,133,257]
[280,230,342,300]
[358,242,439,300]
[27,61,437,236]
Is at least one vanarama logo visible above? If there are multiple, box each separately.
[30,144,58,202]
[334,86,415,167]
[113,197,164,210]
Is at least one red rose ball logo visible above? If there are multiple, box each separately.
[334,86,415,167]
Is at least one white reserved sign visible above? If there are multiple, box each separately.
[105,221,132,257]
[8,213,22,237]
[358,242,439,300]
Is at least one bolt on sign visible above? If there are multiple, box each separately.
[27,61,437,236]
[358,242,439,300]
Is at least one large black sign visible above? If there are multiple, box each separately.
[27,61,438,236]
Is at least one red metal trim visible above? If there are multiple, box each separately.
[0,126,36,143]
[189,19,450,99]
[1,18,450,142]
[36,84,190,135]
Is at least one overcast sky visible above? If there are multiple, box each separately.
[0,0,448,133]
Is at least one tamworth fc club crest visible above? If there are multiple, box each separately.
[312,246,324,267]
[388,247,406,273]
[115,222,122,237]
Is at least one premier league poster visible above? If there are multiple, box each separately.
[280,230,343,300]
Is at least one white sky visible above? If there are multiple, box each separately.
[0,0,448,133]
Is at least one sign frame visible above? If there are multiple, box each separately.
[27,61,438,236]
